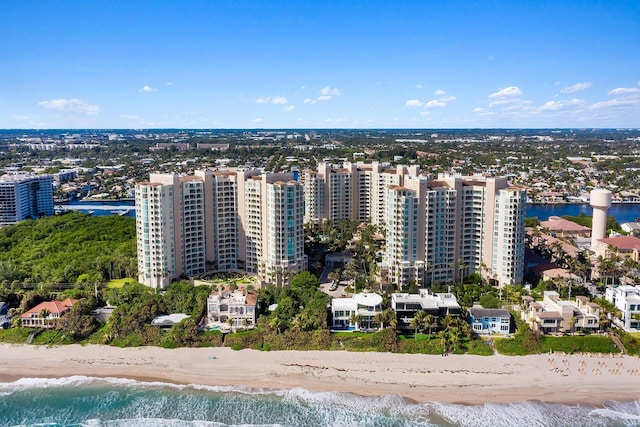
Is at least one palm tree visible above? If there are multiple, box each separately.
[349,313,362,331]
[424,314,436,338]
[242,317,252,330]
[381,308,397,331]
[409,310,428,339]
[39,308,51,327]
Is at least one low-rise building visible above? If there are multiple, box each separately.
[331,293,383,331]
[540,216,591,238]
[151,313,190,331]
[391,290,461,331]
[467,305,511,335]
[206,287,258,332]
[521,291,600,334]
[20,299,77,328]
[605,285,640,331]
[0,302,10,328]
[594,236,640,263]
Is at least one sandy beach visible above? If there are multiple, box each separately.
[1,344,639,406]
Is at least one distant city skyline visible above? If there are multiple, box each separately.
[1,0,639,129]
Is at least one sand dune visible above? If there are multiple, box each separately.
[1,344,639,406]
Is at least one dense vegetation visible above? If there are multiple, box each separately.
[0,212,136,286]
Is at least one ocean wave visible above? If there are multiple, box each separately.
[2,376,640,426]
[81,418,280,427]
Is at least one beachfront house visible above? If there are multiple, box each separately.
[0,302,10,329]
[151,313,190,331]
[206,287,258,332]
[605,285,640,332]
[331,293,383,331]
[521,291,600,334]
[390,290,461,331]
[467,305,511,335]
[20,299,78,328]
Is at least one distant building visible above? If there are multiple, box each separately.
[20,299,77,328]
[621,222,640,236]
[594,236,640,263]
[467,305,511,335]
[605,285,640,331]
[540,216,591,238]
[0,174,54,226]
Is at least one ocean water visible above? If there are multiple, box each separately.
[1,376,639,427]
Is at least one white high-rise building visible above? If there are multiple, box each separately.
[0,174,54,226]
[136,170,306,288]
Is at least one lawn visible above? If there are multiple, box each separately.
[495,333,620,355]
[106,278,136,289]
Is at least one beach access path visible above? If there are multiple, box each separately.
[1,344,639,406]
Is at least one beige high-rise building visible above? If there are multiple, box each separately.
[303,162,526,288]
[136,170,305,288]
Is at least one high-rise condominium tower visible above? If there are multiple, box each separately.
[303,162,526,288]
[0,174,54,226]
[136,170,305,288]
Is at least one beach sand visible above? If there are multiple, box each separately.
[1,344,639,406]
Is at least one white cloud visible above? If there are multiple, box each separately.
[303,98,317,105]
[560,82,592,94]
[317,95,332,101]
[590,98,639,109]
[140,85,157,93]
[38,98,101,115]
[488,98,513,107]
[472,107,486,113]
[415,84,423,89]
[319,86,341,96]
[120,114,139,120]
[434,89,446,96]
[283,105,296,112]
[252,118,264,124]
[539,99,585,111]
[607,87,640,96]
[489,86,522,98]
[405,99,423,107]
[424,100,446,108]
[165,82,173,86]
[256,96,288,104]
[10,115,29,120]
[439,95,457,102]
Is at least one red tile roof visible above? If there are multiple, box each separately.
[599,236,640,251]
[20,299,78,318]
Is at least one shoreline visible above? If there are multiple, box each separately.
[1,344,639,406]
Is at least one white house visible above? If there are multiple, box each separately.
[467,306,511,335]
[331,293,383,331]
[521,291,600,334]
[207,287,258,332]
[605,285,640,331]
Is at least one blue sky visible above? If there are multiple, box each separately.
[1,0,639,129]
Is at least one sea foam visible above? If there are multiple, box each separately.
[2,376,640,427]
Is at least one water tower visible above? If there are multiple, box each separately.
[590,189,612,250]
